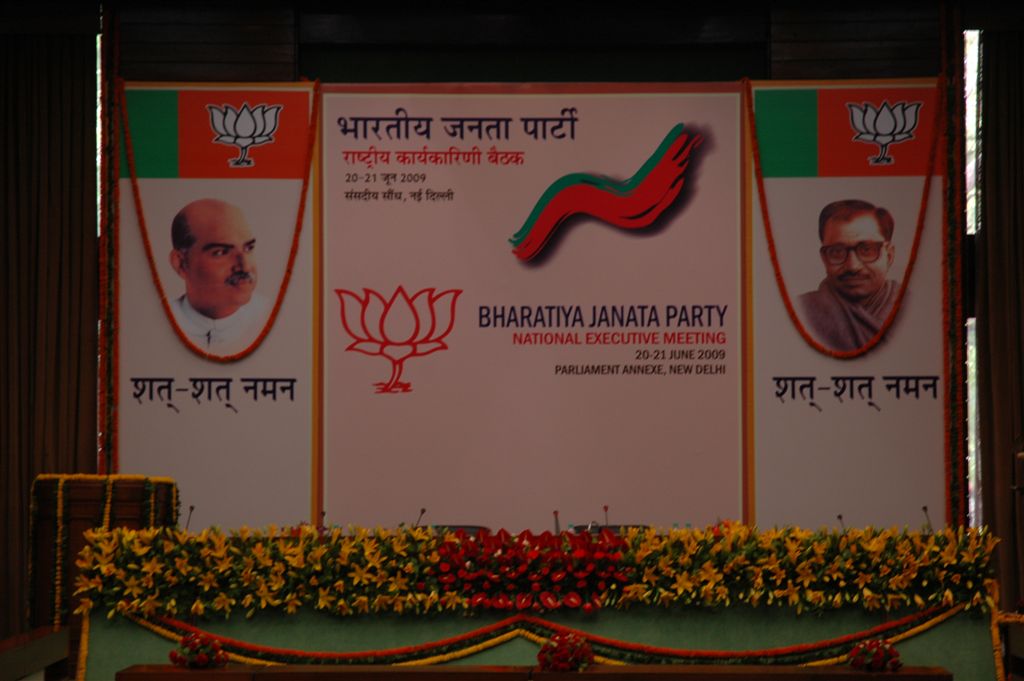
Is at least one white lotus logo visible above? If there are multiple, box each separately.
[847,101,921,165]
[207,103,282,167]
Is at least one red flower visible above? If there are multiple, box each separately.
[537,632,594,672]
[540,592,560,610]
[849,639,901,672]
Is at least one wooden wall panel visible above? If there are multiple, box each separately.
[770,5,940,79]
[117,7,295,82]
[112,5,950,83]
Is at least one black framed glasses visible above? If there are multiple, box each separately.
[819,241,886,266]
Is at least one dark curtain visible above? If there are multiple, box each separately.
[977,29,1024,610]
[0,34,98,639]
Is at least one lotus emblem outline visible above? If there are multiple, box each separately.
[335,286,462,394]
[847,100,922,165]
[207,102,282,167]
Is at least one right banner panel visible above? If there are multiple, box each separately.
[751,81,949,527]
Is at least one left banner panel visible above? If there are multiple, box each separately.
[115,83,318,529]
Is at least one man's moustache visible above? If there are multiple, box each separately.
[227,272,254,285]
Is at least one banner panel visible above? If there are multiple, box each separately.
[116,84,317,529]
[751,82,947,527]
[322,86,745,530]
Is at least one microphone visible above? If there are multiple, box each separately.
[603,505,609,526]
[921,505,933,533]
[185,505,195,531]
[836,513,845,531]
[414,508,426,528]
[553,510,561,534]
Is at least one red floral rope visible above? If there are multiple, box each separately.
[150,606,943,663]
[520,607,939,660]
[743,78,943,360]
[156,614,525,661]
[116,79,321,363]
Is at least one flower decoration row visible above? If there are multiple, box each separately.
[73,524,997,623]
[123,605,959,667]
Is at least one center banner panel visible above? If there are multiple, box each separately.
[322,86,744,530]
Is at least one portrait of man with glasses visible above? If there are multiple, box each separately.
[798,199,900,352]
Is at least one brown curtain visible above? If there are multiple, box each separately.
[0,34,98,639]
[977,29,1024,610]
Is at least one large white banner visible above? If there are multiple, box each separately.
[111,80,952,532]
[322,85,745,530]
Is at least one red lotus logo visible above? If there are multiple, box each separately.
[335,286,461,393]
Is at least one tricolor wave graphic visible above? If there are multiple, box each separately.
[509,124,703,261]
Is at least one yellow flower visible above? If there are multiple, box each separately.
[439,591,463,610]
[317,587,335,610]
[862,588,882,610]
[388,572,410,594]
[174,555,193,576]
[697,561,723,589]
[190,598,206,616]
[73,573,103,596]
[251,542,273,567]
[337,538,357,566]
[364,548,384,572]
[140,556,163,576]
[795,561,815,587]
[139,595,161,617]
[121,575,144,598]
[308,545,328,571]
[199,572,219,592]
[390,535,409,557]
[642,566,661,585]
[621,584,649,604]
[74,598,94,615]
[420,591,440,611]
[408,526,431,543]
[284,593,302,614]
[371,594,393,612]
[348,563,372,586]
[213,592,236,614]
[255,583,281,609]
[775,581,800,607]
[673,571,695,596]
